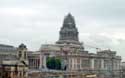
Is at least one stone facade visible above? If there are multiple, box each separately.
[0,44,17,78]
[28,13,122,78]
[0,44,16,65]
[28,51,40,69]
[121,62,125,78]
[0,44,28,78]
[38,45,121,78]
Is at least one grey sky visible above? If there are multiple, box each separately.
[0,0,125,61]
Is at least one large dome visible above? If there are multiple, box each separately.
[56,13,79,44]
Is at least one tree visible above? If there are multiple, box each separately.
[46,57,61,70]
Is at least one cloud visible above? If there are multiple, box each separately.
[80,32,125,60]
[0,0,125,60]
[0,8,35,16]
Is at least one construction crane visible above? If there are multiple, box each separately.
[83,44,102,52]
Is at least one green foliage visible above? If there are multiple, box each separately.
[46,57,61,70]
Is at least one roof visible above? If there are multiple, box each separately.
[0,44,14,47]
[18,43,27,49]
[0,44,16,52]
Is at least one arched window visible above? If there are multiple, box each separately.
[24,51,27,59]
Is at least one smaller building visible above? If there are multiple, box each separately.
[1,43,28,78]
[0,44,17,78]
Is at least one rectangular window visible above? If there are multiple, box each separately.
[81,59,89,68]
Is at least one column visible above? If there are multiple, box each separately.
[33,59,35,69]
[101,59,104,69]
[32,59,33,69]
[36,59,37,69]
[34,59,36,69]
[37,59,39,69]
[68,59,71,70]
[39,53,42,69]
[72,58,74,70]
[43,55,47,69]
[80,59,82,70]
[91,59,95,69]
